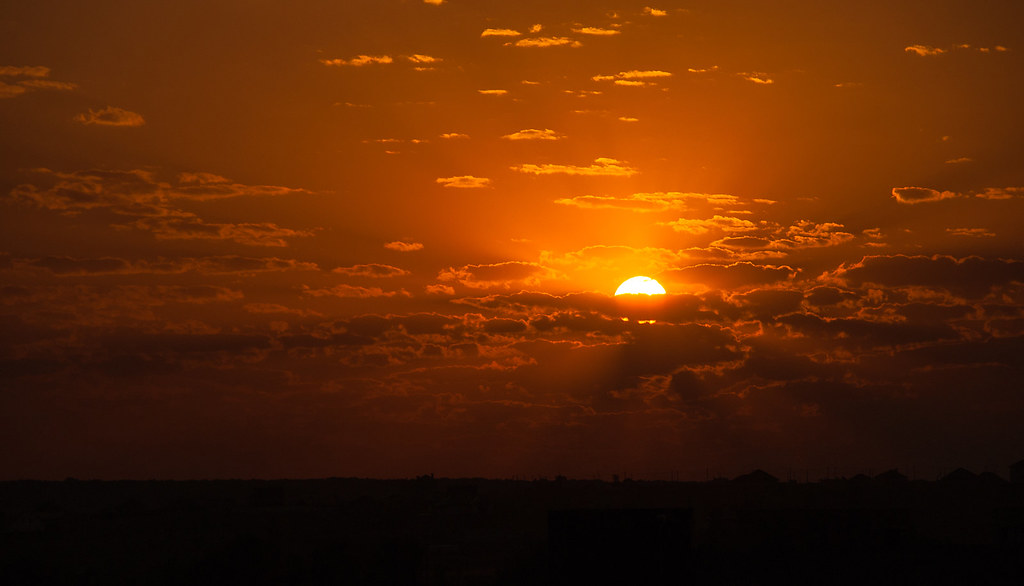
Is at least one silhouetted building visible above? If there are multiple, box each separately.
[874,469,908,483]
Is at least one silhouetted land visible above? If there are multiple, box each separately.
[3,471,1023,585]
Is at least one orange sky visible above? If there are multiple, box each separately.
[2,0,1023,480]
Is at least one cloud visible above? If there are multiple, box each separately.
[643,7,667,16]
[664,262,797,289]
[512,157,638,177]
[687,66,719,73]
[975,187,1024,200]
[423,0,445,5]
[426,284,456,295]
[832,254,1024,298]
[481,28,521,37]
[304,285,400,298]
[905,45,946,56]
[663,215,758,234]
[436,175,491,189]
[501,128,565,141]
[946,228,995,238]
[438,261,550,289]
[510,37,582,48]
[440,132,470,139]
[573,27,620,36]
[739,72,774,84]
[555,192,739,212]
[891,186,958,204]
[74,106,145,127]
[128,216,315,246]
[0,65,50,77]
[0,65,77,98]
[593,70,672,87]
[21,255,318,276]
[333,264,410,277]
[320,55,393,66]
[618,116,639,122]
[385,241,424,252]
[406,54,441,66]
[477,89,508,96]
[945,157,972,164]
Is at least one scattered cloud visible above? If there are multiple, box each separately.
[502,128,565,141]
[512,158,638,177]
[891,186,958,204]
[438,261,550,289]
[529,24,543,33]
[905,45,946,57]
[975,187,1024,200]
[436,175,492,189]
[320,55,393,66]
[21,255,318,276]
[555,192,739,212]
[477,89,508,96]
[573,27,620,36]
[333,264,410,278]
[618,116,639,122]
[947,228,996,238]
[385,241,423,252]
[481,28,521,37]
[832,254,1024,298]
[509,37,582,48]
[945,157,972,165]
[74,106,145,127]
[643,7,667,16]
[687,66,719,73]
[663,215,758,234]
[440,132,470,139]
[0,65,50,77]
[304,284,400,298]
[423,0,445,5]
[593,70,671,87]
[739,72,774,84]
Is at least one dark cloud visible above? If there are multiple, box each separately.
[665,262,797,289]
[833,255,1024,298]
[891,186,958,204]
[332,264,409,278]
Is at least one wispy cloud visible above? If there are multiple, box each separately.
[423,0,445,5]
[687,66,719,73]
[385,241,423,252]
[333,264,410,278]
[573,27,620,36]
[320,55,393,66]
[477,89,508,96]
[512,157,638,177]
[436,175,492,188]
[74,106,145,127]
[593,70,671,87]
[555,192,739,212]
[891,186,958,204]
[0,65,50,77]
[502,128,565,141]
[0,65,76,98]
[440,132,470,139]
[739,72,774,84]
[643,7,667,16]
[510,37,582,48]
[663,215,758,234]
[481,28,521,37]
[904,45,946,57]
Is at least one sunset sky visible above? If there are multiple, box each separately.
[2,0,1023,480]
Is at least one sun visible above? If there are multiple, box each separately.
[615,276,666,296]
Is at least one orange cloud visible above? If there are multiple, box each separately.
[74,106,145,127]
[643,7,667,16]
[663,215,758,234]
[385,241,424,252]
[320,55,393,66]
[891,186,958,204]
[555,192,739,212]
[905,45,946,56]
[477,89,508,96]
[510,37,582,48]
[436,175,492,188]
[438,261,550,289]
[573,27,620,36]
[333,264,410,278]
[502,128,565,141]
[739,72,774,84]
[481,28,521,37]
[512,157,638,177]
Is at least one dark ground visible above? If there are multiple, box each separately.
[2,471,1023,585]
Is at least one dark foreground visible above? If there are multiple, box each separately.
[3,472,1023,585]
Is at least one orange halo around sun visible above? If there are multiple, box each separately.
[614,276,667,296]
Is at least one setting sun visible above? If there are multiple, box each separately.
[614,276,667,296]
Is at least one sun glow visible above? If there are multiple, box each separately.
[614,276,666,296]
